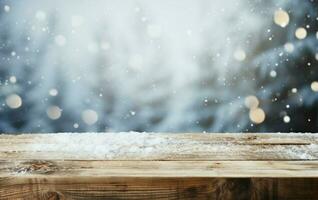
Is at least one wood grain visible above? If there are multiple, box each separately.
[1,177,318,200]
[0,133,317,199]
[1,160,318,178]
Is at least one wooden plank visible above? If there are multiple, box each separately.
[0,133,317,160]
[0,160,318,178]
[0,144,316,160]
[0,177,253,200]
[1,133,316,145]
[1,177,318,200]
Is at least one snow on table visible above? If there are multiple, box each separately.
[0,132,317,160]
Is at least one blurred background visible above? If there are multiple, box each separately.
[0,0,318,133]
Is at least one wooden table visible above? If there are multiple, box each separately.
[0,133,317,199]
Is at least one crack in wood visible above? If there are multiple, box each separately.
[13,160,59,175]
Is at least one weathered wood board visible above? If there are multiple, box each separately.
[0,133,317,199]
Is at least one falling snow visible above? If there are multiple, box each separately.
[5,94,22,109]
[295,27,307,40]
[274,9,289,28]
[46,106,62,120]
[0,0,318,133]
[82,109,98,125]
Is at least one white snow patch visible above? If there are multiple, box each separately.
[25,132,317,160]
[29,132,175,159]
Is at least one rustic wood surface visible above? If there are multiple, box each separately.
[0,133,317,200]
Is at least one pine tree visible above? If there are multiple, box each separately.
[247,0,318,132]
[0,11,52,132]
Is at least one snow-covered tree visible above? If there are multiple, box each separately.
[245,0,318,132]
[0,6,53,132]
[0,0,317,133]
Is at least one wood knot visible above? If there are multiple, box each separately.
[45,191,65,200]
[13,160,58,175]
[208,162,222,169]
[247,136,257,140]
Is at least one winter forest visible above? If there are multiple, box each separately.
[0,0,318,133]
